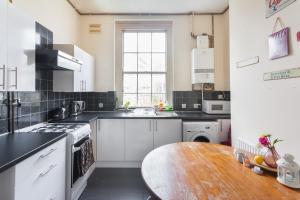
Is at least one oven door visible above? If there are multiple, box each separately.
[71,136,95,186]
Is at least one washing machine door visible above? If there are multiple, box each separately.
[191,133,211,143]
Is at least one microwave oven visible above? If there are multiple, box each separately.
[202,100,231,114]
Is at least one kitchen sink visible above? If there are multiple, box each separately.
[155,111,178,117]
[125,108,156,117]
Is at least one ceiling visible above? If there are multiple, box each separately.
[68,0,229,15]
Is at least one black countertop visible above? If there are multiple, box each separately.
[50,112,100,123]
[0,132,67,174]
[52,111,230,123]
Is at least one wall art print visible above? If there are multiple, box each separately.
[266,0,296,18]
[269,27,289,60]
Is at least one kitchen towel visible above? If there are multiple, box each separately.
[73,139,95,183]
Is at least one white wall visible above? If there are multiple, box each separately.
[13,0,80,45]
[78,14,229,92]
[11,1,229,93]
[230,0,300,161]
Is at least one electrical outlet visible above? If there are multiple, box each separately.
[181,104,186,109]
[98,103,104,108]
[193,104,201,109]
[218,94,224,100]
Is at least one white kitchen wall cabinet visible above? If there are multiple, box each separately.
[0,2,35,91]
[53,44,95,92]
[97,119,125,161]
[0,0,7,92]
[154,119,182,148]
[125,119,154,161]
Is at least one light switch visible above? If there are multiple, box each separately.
[181,104,186,109]
[98,103,104,108]
[297,32,300,42]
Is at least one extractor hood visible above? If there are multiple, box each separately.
[36,49,83,71]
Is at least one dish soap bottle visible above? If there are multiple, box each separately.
[159,100,164,111]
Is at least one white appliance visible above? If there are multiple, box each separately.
[20,123,95,200]
[191,48,215,84]
[197,35,209,49]
[202,100,231,114]
[183,121,220,143]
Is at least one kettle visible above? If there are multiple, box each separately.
[71,101,85,116]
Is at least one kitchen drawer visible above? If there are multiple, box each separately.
[14,138,66,200]
[15,138,66,183]
[15,156,66,200]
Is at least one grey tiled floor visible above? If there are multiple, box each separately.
[79,168,150,200]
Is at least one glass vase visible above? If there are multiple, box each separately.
[264,147,280,168]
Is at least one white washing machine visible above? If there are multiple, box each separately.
[183,121,220,143]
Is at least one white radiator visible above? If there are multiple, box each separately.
[234,137,260,155]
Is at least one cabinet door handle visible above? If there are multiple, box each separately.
[156,120,158,132]
[220,121,223,132]
[98,120,101,132]
[85,80,87,91]
[9,67,17,89]
[39,164,57,178]
[39,148,57,159]
[0,65,5,89]
[149,120,152,132]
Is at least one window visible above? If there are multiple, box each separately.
[122,31,167,107]
[115,21,173,108]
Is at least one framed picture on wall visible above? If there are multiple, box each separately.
[266,0,296,18]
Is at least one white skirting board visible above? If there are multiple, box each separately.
[96,161,142,168]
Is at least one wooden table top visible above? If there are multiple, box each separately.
[141,142,300,200]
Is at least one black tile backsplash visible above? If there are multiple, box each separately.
[173,91,230,111]
[0,89,117,134]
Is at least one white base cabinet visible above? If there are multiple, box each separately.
[218,119,231,142]
[125,119,154,161]
[97,119,125,161]
[0,138,66,200]
[154,119,182,148]
[96,119,182,167]
[90,120,97,160]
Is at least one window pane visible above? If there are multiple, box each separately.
[123,94,137,107]
[152,74,166,93]
[124,32,137,52]
[138,53,151,72]
[138,94,151,107]
[124,53,137,72]
[152,33,166,52]
[138,74,151,93]
[124,74,137,93]
[152,94,166,105]
[152,53,166,72]
[138,33,151,52]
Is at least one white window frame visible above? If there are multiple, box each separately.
[115,21,173,107]
[122,31,167,106]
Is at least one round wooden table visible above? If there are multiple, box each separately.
[141,142,300,200]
